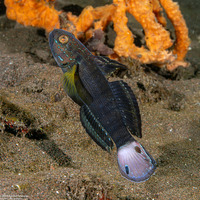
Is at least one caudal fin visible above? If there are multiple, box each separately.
[117,141,156,182]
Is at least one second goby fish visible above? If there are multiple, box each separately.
[49,29,156,182]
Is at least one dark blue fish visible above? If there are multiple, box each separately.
[49,29,156,182]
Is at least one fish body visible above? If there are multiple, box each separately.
[49,29,156,182]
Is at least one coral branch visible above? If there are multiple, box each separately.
[159,0,190,61]
[66,4,116,38]
[152,0,167,27]
[112,0,134,57]
[67,6,94,34]
[126,0,173,52]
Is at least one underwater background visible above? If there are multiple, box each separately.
[0,0,199,199]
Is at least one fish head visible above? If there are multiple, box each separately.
[49,29,78,68]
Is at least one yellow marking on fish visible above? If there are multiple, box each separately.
[62,64,77,97]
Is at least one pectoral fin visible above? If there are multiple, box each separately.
[80,104,113,152]
[109,81,142,138]
[62,64,93,106]
[94,56,127,78]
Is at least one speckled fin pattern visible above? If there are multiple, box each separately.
[109,80,142,138]
[80,104,113,152]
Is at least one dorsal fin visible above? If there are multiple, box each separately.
[62,64,93,106]
[109,81,142,138]
[94,56,127,78]
[80,104,113,152]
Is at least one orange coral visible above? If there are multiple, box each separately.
[66,4,116,38]
[111,0,175,65]
[152,0,167,27]
[66,0,190,70]
[126,0,173,52]
[5,0,190,71]
[159,0,190,70]
[5,0,60,32]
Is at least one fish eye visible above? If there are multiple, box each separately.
[135,146,141,153]
[58,35,69,44]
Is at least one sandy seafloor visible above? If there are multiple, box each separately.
[0,0,199,199]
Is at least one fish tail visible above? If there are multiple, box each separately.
[117,140,156,182]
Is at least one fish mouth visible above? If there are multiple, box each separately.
[48,31,54,48]
[48,29,62,65]
[48,29,58,49]
[49,29,63,58]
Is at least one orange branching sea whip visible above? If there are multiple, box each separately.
[5,0,190,71]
